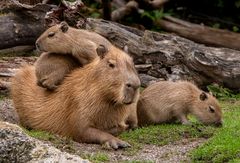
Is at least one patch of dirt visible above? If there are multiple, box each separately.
[120,139,206,162]
[64,138,206,162]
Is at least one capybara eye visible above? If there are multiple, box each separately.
[48,32,55,38]
[209,106,215,113]
[107,60,116,68]
[109,63,115,68]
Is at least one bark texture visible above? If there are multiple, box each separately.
[84,18,240,90]
[0,0,53,49]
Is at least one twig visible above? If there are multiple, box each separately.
[111,1,138,21]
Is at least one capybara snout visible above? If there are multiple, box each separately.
[121,63,140,105]
[123,78,140,104]
[96,46,140,105]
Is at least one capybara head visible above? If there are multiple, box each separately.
[93,45,140,105]
[35,22,75,53]
[192,92,222,126]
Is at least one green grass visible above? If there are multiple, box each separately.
[119,121,217,156]
[81,152,109,163]
[190,100,240,162]
[24,129,78,154]
[121,124,216,146]
[25,129,56,141]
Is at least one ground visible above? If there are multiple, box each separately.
[0,56,240,162]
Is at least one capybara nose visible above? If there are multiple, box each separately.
[215,121,223,127]
[126,82,140,90]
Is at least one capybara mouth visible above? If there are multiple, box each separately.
[36,46,46,52]
[202,120,223,127]
[122,100,133,105]
[122,86,139,105]
[214,121,223,127]
[35,42,47,52]
[122,94,135,105]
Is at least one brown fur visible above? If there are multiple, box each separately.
[34,52,80,90]
[35,22,112,90]
[11,46,140,149]
[137,81,222,126]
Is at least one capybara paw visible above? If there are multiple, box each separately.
[40,78,58,90]
[104,138,131,150]
[126,121,137,130]
[181,121,192,125]
[37,80,44,87]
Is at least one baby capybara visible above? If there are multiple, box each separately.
[35,21,111,90]
[137,81,222,126]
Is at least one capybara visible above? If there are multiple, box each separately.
[137,81,222,126]
[34,52,79,90]
[11,45,140,149]
[35,21,111,90]
[35,45,107,90]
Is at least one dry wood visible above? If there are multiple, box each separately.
[0,1,240,91]
[0,0,53,49]
[111,1,138,21]
[157,16,240,51]
[85,18,240,90]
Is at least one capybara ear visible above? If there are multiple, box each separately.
[96,44,108,59]
[60,21,69,33]
[200,92,208,101]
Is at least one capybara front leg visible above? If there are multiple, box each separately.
[178,114,191,125]
[78,127,131,149]
[107,122,129,136]
[126,110,138,130]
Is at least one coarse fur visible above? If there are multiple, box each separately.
[11,46,140,149]
[35,22,112,90]
[137,81,222,126]
[34,52,80,90]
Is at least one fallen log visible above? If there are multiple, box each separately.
[157,16,240,51]
[0,1,240,91]
[0,0,53,50]
[84,18,240,90]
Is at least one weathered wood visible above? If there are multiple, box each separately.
[0,0,53,49]
[157,16,240,51]
[111,1,138,21]
[84,18,240,90]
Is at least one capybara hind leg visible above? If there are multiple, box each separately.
[78,127,131,150]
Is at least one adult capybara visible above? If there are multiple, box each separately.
[137,81,222,126]
[35,21,112,90]
[11,45,140,149]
